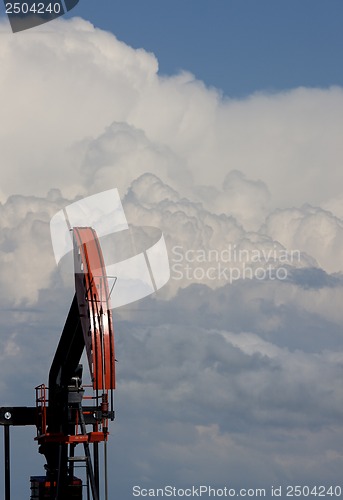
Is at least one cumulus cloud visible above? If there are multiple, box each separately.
[1,17,343,209]
[0,17,160,198]
[1,15,343,499]
[0,190,71,303]
[110,298,343,495]
[263,205,343,273]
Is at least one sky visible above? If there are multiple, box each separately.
[1,1,343,499]
[61,0,343,98]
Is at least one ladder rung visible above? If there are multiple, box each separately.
[68,456,88,462]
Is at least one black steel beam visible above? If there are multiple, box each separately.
[49,293,85,403]
[4,426,10,500]
[0,407,36,426]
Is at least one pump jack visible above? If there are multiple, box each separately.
[1,227,115,499]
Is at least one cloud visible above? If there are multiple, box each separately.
[0,190,70,304]
[0,17,159,199]
[263,205,343,273]
[1,18,343,211]
[1,16,343,499]
[110,300,343,494]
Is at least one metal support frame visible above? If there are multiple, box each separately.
[1,227,115,499]
[4,425,10,500]
[1,407,37,500]
[93,439,99,494]
[78,402,99,500]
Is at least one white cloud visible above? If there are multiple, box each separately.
[1,16,343,498]
[0,194,60,303]
[263,205,343,273]
[1,18,343,211]
[0,17,159,198]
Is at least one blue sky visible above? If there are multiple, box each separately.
[61,0,343,96]
[1,0,343,95]
[1,2,343,499]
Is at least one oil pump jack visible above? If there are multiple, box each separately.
[1,227,115,499]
